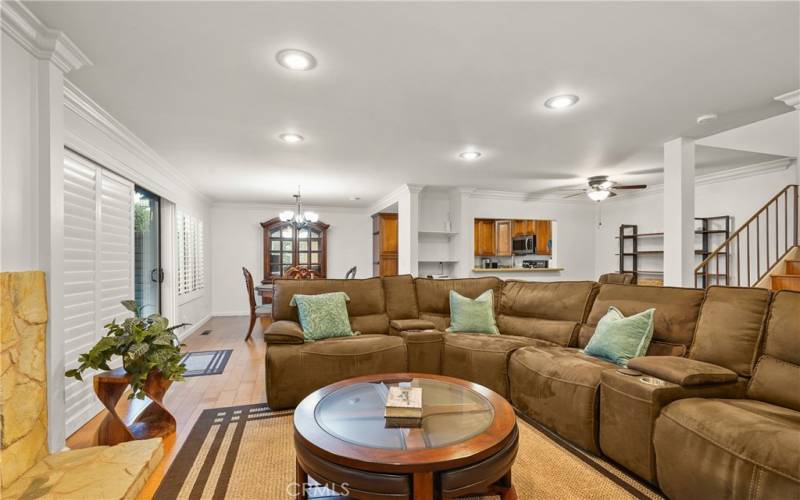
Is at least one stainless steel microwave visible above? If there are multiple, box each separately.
[512,235,536,255]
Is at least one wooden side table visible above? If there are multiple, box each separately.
[93,367,176,446]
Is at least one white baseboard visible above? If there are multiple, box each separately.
[177,314,212,341]
[211,311,250,317]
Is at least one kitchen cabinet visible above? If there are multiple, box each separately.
[512,220,527,237]
[535,220,552,255]
[474,219,496,256]
[373,213,398,276]
[496,220,512,256]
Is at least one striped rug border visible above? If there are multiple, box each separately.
[154,403,663,500]
[181,349,233,377]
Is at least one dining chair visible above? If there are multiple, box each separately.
[284,266,321,280]
[242,267,270,340]
[345,266,357,279]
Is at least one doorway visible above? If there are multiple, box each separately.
[135,186,162,316]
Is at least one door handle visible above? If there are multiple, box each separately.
[151,268,165,283]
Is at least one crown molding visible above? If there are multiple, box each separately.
[63,79,211,204]
[602,157,794,203]
[470,188,590,204]
[775,89,800,109]
[212,201,367,214]
[1,1,91,73]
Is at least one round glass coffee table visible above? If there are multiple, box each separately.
[293,373,518,500]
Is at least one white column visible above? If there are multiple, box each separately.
[2,1,92,452]
[398,184,422,276]
[663,138,695,287]
[449,188,475,278]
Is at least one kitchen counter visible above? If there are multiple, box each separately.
[472,267,565,273]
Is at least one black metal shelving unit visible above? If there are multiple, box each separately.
[616,216,731,285]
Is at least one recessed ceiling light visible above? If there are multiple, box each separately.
[696,113,718,125]
[276,49,317,71]
[458,151,482,161]
[544,94,580,110]
[279,133,304,144]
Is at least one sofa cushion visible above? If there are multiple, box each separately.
[382,274,419,320]
[689,286,770,377]
[263,320,305,344]
[271,278,389,334]
[415,277,503,316]
[389,319,437,332]
[579,284,704,356]
[748,290,800,411]
[497,280,598,346]
[441,333,548,398]
[447,290,499,334]
[654,398,800,499]
[627,356,738,386]
[265,334,406,409]
[508,345,617,453]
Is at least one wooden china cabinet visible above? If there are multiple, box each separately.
[260,218,329,284]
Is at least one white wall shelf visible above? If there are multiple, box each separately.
[418,230,459,237]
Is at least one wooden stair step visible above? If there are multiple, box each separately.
[771,274,800,292]
[785,260,800,275]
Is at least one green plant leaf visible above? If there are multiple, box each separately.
[120,300,140,316]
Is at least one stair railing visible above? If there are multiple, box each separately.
[694,184,799,288]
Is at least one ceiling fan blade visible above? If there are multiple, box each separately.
[562,191,587,199]
[614,184,647,190]
[608,191,618,197]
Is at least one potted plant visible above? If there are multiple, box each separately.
[66,300,187,400]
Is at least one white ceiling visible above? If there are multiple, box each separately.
[26,1,799,206]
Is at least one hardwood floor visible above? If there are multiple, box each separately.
[66,315,269,500]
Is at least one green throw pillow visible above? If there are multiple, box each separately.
[584,306,655,366]
[289,292,355,341]
[446,289,499,335]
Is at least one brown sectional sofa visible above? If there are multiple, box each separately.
[262,276,800,498]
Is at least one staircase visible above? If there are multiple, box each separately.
[695,184,799,289]
[770,256,800,291]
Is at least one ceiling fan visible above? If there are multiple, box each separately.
[562,175,647,201]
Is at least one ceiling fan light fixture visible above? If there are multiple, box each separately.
[587,189,611,202]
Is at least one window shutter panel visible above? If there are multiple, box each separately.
[62,150,134,436]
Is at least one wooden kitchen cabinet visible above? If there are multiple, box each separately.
[474,219,496,256]
[496,220,512,256]
[535,220,552,255]
[512,220,527,237]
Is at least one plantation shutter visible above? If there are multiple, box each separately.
[177,210,204,297]
[62,149,134,436]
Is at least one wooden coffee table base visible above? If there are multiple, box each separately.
[294,458,517,500]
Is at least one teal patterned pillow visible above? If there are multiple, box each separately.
[446,289,499,335]
[584,306,655,366]
[289,292,355,341]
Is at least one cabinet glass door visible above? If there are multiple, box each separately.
[134,187,161,316]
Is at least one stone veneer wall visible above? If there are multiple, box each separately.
[1,271,49,488]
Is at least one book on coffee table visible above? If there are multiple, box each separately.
[384,416,423,428]
[384,386,423,419]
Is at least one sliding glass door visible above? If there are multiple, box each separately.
[134,187,161,316]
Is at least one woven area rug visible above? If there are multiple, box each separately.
[180,350,233,377]
[154,403,663,500]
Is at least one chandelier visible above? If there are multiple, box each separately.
[279,186,319,228]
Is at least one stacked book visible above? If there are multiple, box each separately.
[384,386,423,428]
